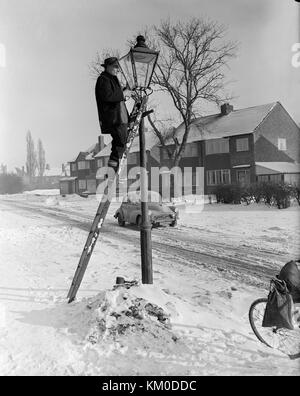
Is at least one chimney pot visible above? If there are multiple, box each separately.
[221,103,233,115]
[98,135,105,152]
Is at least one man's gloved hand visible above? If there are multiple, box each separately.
[123,88,133,100]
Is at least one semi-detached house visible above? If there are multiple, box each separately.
[60,101,300,196]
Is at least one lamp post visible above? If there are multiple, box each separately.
[118,36,159,284]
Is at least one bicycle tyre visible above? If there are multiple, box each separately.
[249,298,300,356]
[249,298,272,348]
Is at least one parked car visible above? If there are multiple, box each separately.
[114,191,178,228]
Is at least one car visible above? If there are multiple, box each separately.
[114,191,178,228]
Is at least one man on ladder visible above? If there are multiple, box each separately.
[67,58,148,303]
[95,57,132,171]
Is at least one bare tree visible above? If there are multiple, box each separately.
[26,130,37,180]
[89,48,120,80]
[89,18,236,167]
[148,18,237,166]
[15,167,25,177]
[37,139,46,178]
[0,163,7,174]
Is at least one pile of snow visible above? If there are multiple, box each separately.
[24,189,60,196]
[45,196,60,206]
[84,283,188,356]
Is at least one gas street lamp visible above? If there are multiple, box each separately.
[118,35,159,92]
[118,36,159,284]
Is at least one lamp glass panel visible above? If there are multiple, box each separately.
[118,53,135,89]
[133,53,157,88]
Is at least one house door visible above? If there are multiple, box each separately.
[237,169,250,186]
[87,179,96,194]
[70,181,75,194]
[60,182,69,195]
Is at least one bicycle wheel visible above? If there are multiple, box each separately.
[249,298,300,356]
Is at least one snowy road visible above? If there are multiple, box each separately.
[0,194,299,375]
[0,198,291,287]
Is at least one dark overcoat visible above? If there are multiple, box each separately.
[95,71,126,134]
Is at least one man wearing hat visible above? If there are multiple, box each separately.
[95,57,132,169]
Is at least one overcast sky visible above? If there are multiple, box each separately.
[0,0,299,171]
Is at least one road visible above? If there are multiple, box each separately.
[0,197,288,288]
[1,196,299,375]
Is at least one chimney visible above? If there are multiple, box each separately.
[98,135,105,152]
[221,103,233,116]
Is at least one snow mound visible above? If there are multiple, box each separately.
[45,197,60,206]
[85,284,188,355]
[24,189,60,196]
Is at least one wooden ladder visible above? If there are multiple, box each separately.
[67,96,148,303]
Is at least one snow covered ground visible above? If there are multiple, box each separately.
[0,191,299,375]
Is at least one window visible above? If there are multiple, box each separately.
[205,139,229,155]
[78,161,90,170]
[97,158,108,168]
[182,143,198,158]
[162,149,170,160]
[78,179,87,190]
[257,175,269,182]
[278,138,287,151]
[269,174,283,183]
[237,170,250,186]
[71,163,77,171]
[207,169,231,185]
[236,137,249,152]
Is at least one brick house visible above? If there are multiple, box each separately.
[62,134,160,195]
[161,101,300,195]
[94,133,160,196]
[61,137,105,194]
[61,101,300,197]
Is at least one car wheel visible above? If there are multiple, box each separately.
[170,220,177,227]
[117,213,125,227]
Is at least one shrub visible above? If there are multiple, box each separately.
[290,185,300,206]
[240,184,262,205]
[272,183,292,209]
[214,184,243,204]
[0,173,24,194]
[214,182,294,209]
[250,183,265,204]
[251,182,294,209]
[259,182,275,205]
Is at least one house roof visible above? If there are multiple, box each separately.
[59,176,77,181]
[44,167,65,177]
[168,102,278,145]
[130,133,160,153]
[94,144,111,158]
[85,142,98,153]
[94,133,159,158]
[255,162,300,175]
[85,152,95,161]
[69,142,99,163]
